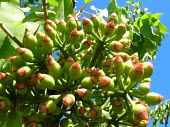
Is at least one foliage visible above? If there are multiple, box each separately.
[0,0,168,127]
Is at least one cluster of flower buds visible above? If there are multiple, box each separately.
[0,12,164,127]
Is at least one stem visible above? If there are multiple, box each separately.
[116,75,124,91]
[75,3,88,16]
[101,97,110,109]
[0,21,24,47]
[115,109,127,124]
[42,0,48,20]
[129,91,144,100]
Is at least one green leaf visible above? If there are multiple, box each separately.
[152,13,163,19]
[46,0,59,6]
[84,0,92,3]
[107,0,120,16]
[0,58,11,72]
[0,0,18,2]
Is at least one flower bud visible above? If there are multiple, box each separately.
[81,39,92,50]
[76,106,86,116]
[45,24,56,40]
[18,47,34,62]
[90,14,100,30]
[57,19,67,33]
[99,76,115,91]
[16,82,28,95]
[112,98,125,114]
[99,19,107,31]
[17,66,32,78]
[0,96,11,111]
[114,22,126,40]
[77,88,92,100]
[80,68,92,80]
[69,28,80,44]
[108,12,118,25]
[143,92,164,106]
[87,106,102,120]
[66,17,77,33]
[46,19,56,30]
[103,21,115,37]
[118,52,131,62]
[138,82,150,95]
[112,55,125,75]
[69,61,82,80]
[129,63,144,83]
[124,59,133,75]
[48,56,61,79]
[64,56,74,72]
[82,17,94,34]
[62,94,75,106]
[9,56,26,69]
[36,73,55,90]
[41,35,54,54]
[143,62,153,78]
[108,41,123,52]
[119,39,131,51]
[0,72,13,86]
[23,32,38,50]
[135,120,149,127]
[46,99,57,113]
[103,59,112,75]
[92,68,105,82]
[81,76,96,89]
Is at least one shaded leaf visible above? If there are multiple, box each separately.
[0,58,11,72]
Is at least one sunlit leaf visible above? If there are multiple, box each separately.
[46,0,58,6]
[84,0,92,4]
[152,13,163,19]
[107,0,120,16]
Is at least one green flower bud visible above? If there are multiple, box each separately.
[62,94,75,106]
[46,19,56,30]
[41,35,54,54]
[119,39,131,51]
[81,76,96,89]
[28,113,39,126]
[99,19,107,31]
[69,61,82,80]
[92,68,105,81]
[17,66,32,78]
[112,98,125,114]
[36,32,45,48]
[36,73,55,90]
[66,17,77,33]
[129,63,144,83]
[23,32,38,50]
[78,30,85,42]
[80,68,92,80]
[134,120,150,127]
[143,62,153,78]
[108,12,118,25]
[48,56,61,79]
[90,14,100,30]
[9,56,26,69]
[64,56,74,73]
[76,106,86,116]
[45,24,56,40]
[103,59,112,75]
[82,17,94,34]
[103,21,115,37]
[0,72,13,86]
[45,99,57,113]
[82,50,93,64]
[143,92,164,106]
[112,55,125,75]
[77,88,92,100]
[117,52,131,62]
[18,47,34,62]
[0,96,11,111]
[99,76,115,91]
[16,82,27,95]
[69,28,80,44]
[108,41,123,52]
[81,39,92,50]
[114,22,126,40]
[124,59,133,75]
[138,82,150,95]
[87,106,102,120]
[132,102,149,121]
[57,19,67,33]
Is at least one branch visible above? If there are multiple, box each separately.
[0,21,24,47]
[42,0,48,20]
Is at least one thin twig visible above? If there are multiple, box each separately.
[75,3,88,16]
[0,21,24,47]
[42,0,48,20]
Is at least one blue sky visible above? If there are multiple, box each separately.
[76,0,170,126]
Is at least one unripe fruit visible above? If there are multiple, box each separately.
[46,19,56,30]
[66,17,77,33]
[63,56,74,72]
[135,120,150,127]
[103,21,115,37]
[103,59,112,75]
[119,39,131,51]
[81,76,96,89]
[132,102,149,121]
[24,32,38,50]
[143,62,153,78]
[17,82,28,95]
[82,17,94,34]
[81,39,92,50]
[45,99,57,113]
[0,96,11,111]
[69,28,80,44]
[99,76,115,91]
[108,41,123,52]
[90,14,100,30]
[124,59,133,75]
[77,88,92,100]
[118,52,131,62]
[41,35,54,54]
[45,24,56,40]
[57,19,67,33]
[143,92,164,106]
[9,56,26,69]
[112,55,125,75]
[92,68,105,80]
[138,82,150,95]
[36,73,55,90]
[62,94,75,106]
[48,56,61,79]
[112,98,124,114]
[69,61,82,80]
[87,106,102,120]
[114,22,126,40]
[80,68,92,80]
[18,47,34,62]
[76,106,86,116]
[0,72,13,86]
[129,63,144,83]
[17,66,32,78]
[36,32,45,48]
[99,19,107,31]
[108,12,118,25]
